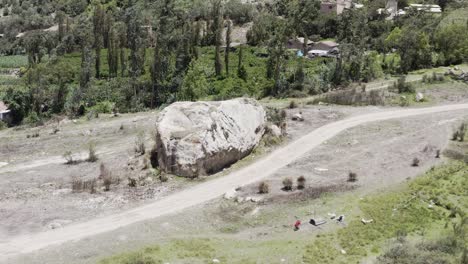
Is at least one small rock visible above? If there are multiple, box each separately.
[250,196,263,203]
[341,249,347,254]
[361,218,374,224]
[224,189,237,200]
[415,92,424,102]
[292,113,304,122]
[212,259,220,263]
[268,124,282,137]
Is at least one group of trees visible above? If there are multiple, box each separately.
[0,0,467,125]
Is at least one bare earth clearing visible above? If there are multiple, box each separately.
[1,103,467,263]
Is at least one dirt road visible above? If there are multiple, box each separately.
[1,104,467,260]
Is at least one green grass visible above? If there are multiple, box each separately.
[303,161,467,263]
[0,55,28,68]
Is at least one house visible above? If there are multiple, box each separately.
[406,4,442,13]
[0,101,11,124]
[320,0,353,15]
[308,41,339,58]
[287,37,314,51]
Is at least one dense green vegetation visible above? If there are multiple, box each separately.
[0,0,467,125]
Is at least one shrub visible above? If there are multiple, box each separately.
[289,100,298,109]
[348,172,358,182]
[84,179,97,194]
[412,157,420,167]
[24,112,42,126]
[128,177,137,187]
[436,149,441,158]
[134,131,146,155]
[394,76,414,94]
[71,178,83,192]
[0,121,6,130]
[160,174,168,182]
[297,176,306,190]
[87,141,98,162]
[63,151,75,164]
[282,178,293,191]
[258,181,269,194]
[103,177,112,191]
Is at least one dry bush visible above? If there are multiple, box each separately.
[128,177,137,187]
[272,184,355,203]
[348,171,358,182]
[289,100,298,109]
[412,157,420,167]
[258,181,269,194]
[297,176,306,190]
[282,178,293,191]
[103,177,112,191]
[160,173,168,182]
[63,151,75,164]
[86,141,98,162]
[71,178,83,192]
[84,179,97,194]
[435,149,441,158]
[72,178,97,193]
[134,131,146,155]
[452,123,467,142]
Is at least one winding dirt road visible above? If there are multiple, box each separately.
[1,104,468,260]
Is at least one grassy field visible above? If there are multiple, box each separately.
[438,7,468,29]
[0,55,28,69]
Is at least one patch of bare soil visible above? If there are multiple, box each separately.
[233,111,466,203]
[418,81,468,104]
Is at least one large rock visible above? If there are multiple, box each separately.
[155,98,266,177]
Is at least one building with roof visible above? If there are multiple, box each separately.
[320,0,353,15]
[0,101,11,124]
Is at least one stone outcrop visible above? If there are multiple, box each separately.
[155,98,266,177]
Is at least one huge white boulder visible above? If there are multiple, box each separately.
[155,98,266,177]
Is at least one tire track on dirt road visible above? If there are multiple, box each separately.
[1,104,467,260]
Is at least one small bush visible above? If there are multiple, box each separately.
[258,181,269,194]
[160,174,168,182]
[72,178,97,193]
[0,121,7,130]
[128,177,137,187]
[84,179,97,194]
[87,141,98,162]
[63,151,75,164]
[282,178,293,191]
[103,177,112,191]
[289,100,298,109]
[435,149,441,158]
[348,172,358,182]
[297,176,306,190]
[412,157,420,167]
[134,131,146,155]
[71,178,83,192]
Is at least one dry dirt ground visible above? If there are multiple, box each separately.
[4,108,467,264]
[0,104,374,241]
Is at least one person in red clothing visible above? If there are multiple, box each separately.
[294,220,301,231]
